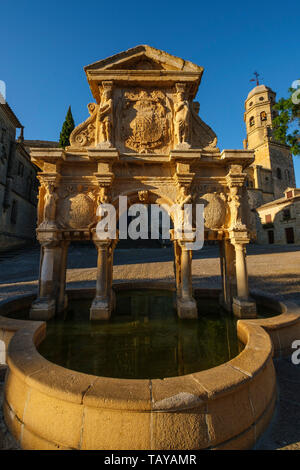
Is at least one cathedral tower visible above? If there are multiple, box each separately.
[244,84,295,201]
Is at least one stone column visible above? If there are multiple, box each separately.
[107,238,118,312]
[176,240,197,319]
[30,233,61,320]
[235,244,249,299]
[173,239,182,302]
[219,239,237,311]
[231,239,257,318]
[90,238,112,320]
[57,240,69,313]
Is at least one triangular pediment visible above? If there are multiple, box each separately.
[84,45,203,73]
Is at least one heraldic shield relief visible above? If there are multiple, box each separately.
[117,89,172,154]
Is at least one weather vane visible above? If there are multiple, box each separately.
[250,71,261,86]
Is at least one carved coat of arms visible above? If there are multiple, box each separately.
[119,90,170,153]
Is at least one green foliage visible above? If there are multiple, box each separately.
[272,83,300,156]
[59,106,75,148]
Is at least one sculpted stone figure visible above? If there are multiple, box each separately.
[97,186,111,205]
[228,186,241,228]
[138,190,149,203]
[174,84,191,149]
[40,182,58,228]
[97,85,114,148]
[175,186,192,235]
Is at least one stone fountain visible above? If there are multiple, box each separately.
[29,45,256,322]
[3,46,300,451]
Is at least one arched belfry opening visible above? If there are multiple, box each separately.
[29,45,256,321]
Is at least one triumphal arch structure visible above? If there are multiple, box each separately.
[29,45,257,321]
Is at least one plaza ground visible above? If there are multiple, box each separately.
[0,243,300,450]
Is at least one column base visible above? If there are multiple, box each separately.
[110,289,116,312]
[177,297,198,319]
[57,294,68,314]
[232,297,257,319]
[29,298,56,321]
[90,298,112,321]
[219,293,232,312]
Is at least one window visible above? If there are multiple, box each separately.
[265,214,272,223]
[17,161,24,176]
[287,190,293,199]
[249,116,255,127]
[259,96,265,101]
[268,230,274,244]
[249,101,253,107]
[285,227,295,244]
[276,168,282,180]
[260,111,267,122]
[283,209,291,221]
[10,200,18,224]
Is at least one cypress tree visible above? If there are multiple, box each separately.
[59,106,75,148]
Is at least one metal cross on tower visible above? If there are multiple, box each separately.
[250,71,261,86]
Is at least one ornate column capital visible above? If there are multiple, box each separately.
[36,229,62,247]
[229,229,250,246]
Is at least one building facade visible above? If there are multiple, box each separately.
[0,103,39,251]
[243,84,298,243]
[256,188,300,245]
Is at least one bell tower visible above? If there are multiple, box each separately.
[244,84,276,152]
[244,84,295,200]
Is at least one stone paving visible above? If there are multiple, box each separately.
[0,242,300,450]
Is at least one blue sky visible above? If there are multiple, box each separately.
[1,0,299,184]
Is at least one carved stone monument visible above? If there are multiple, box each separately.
[29,45,256,321]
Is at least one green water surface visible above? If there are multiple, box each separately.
[37,290,243,379]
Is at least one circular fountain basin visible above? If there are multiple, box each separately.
[1,284,300,450]
[37,290,242,380]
